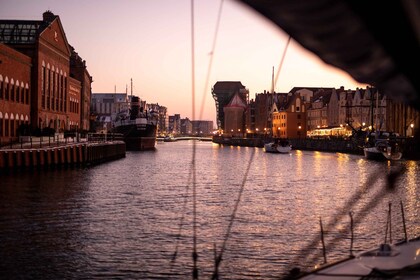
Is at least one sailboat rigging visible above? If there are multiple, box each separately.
[172,0,420,279]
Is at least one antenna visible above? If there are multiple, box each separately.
[131,78,133,98]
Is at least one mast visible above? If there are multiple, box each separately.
[271,66,274,93]
[131,78,133,99]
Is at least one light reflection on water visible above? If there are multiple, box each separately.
[0,140,419,279]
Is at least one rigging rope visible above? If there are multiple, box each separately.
[199,0,224,120]
[190,1,198,279]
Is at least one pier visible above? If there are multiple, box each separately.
[0,134,126,170]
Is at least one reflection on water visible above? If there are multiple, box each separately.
[0,141,419,279]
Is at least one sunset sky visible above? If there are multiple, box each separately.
[1,0,367,124]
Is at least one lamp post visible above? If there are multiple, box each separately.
[410,123,414,137]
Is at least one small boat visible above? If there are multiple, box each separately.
[264,139,292,153]
[277,139,292,153]
[163,136,177,142]
[363,133,402,161]
[295,237,420,279]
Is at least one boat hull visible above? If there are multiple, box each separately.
[111,123,157,151]
[363,147,385,161]
[125,136,156,151]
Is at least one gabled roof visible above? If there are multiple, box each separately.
[225,93,247,109]
[0,11,71,56]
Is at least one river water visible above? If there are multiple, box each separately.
[1,140,419,279]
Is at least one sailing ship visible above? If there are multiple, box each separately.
[111,81,157,151]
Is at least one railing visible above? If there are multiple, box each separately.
[0,133,124,150]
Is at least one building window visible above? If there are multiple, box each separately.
[25,87,29,105]
[5,82,9,100]
[16,86,20,103]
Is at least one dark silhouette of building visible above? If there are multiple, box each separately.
[212,81,248,131]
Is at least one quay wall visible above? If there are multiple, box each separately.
[212,136,419,159]
[0,141,126,170]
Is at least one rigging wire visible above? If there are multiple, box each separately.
[190,1,198,279]
[274,36,291,90]
[199,0,224,120]
[286,165,406,275]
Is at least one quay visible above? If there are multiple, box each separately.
[0,134,126,171]
[212,135,419,159]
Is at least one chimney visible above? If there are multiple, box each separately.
[43,10,55,23]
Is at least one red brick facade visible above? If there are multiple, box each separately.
[0,11,92,143]
[0,43,32,142]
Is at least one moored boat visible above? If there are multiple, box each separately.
[264,139,292,153]
[111,95,157,151]
[295,237,420,279]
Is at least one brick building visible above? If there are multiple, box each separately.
[0,43,32,142]
[0,10,92,142]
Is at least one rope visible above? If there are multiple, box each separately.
[190,1,198,279]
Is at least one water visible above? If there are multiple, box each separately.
[1,141,419,279]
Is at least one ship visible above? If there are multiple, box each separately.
[111,95,157,151]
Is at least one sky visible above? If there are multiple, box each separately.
[1,0,367,124]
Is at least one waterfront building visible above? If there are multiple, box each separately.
[180,118,192,135]
[223,93,247,137]
[148,103,167,135]
[168,114,181,135]
[212,81,248,131]
[0,10,92,141]
[0,43,31,143]
[91,93,128,132]
[306,90,332,131]
[272,92,307,139]
[70,47,92,132]
[191,120,214,136]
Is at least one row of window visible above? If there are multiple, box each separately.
[0,77,30,105]
[41,65,68,112]
[0,118,29,138]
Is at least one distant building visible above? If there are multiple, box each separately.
[223,93,247,137]
[168,114,181,135]
[180,118,192,135]
[192,120,213,136]
[212,81,248,130]
[0,10,92,140]
[148,103,167,135]
[91,93,128,132]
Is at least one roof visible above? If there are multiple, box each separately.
[0,20,46,44]
[239,0,420,111]
[213,81,245,93]
[225,93,247,109]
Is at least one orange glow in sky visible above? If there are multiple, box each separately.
[1,0,367,125]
